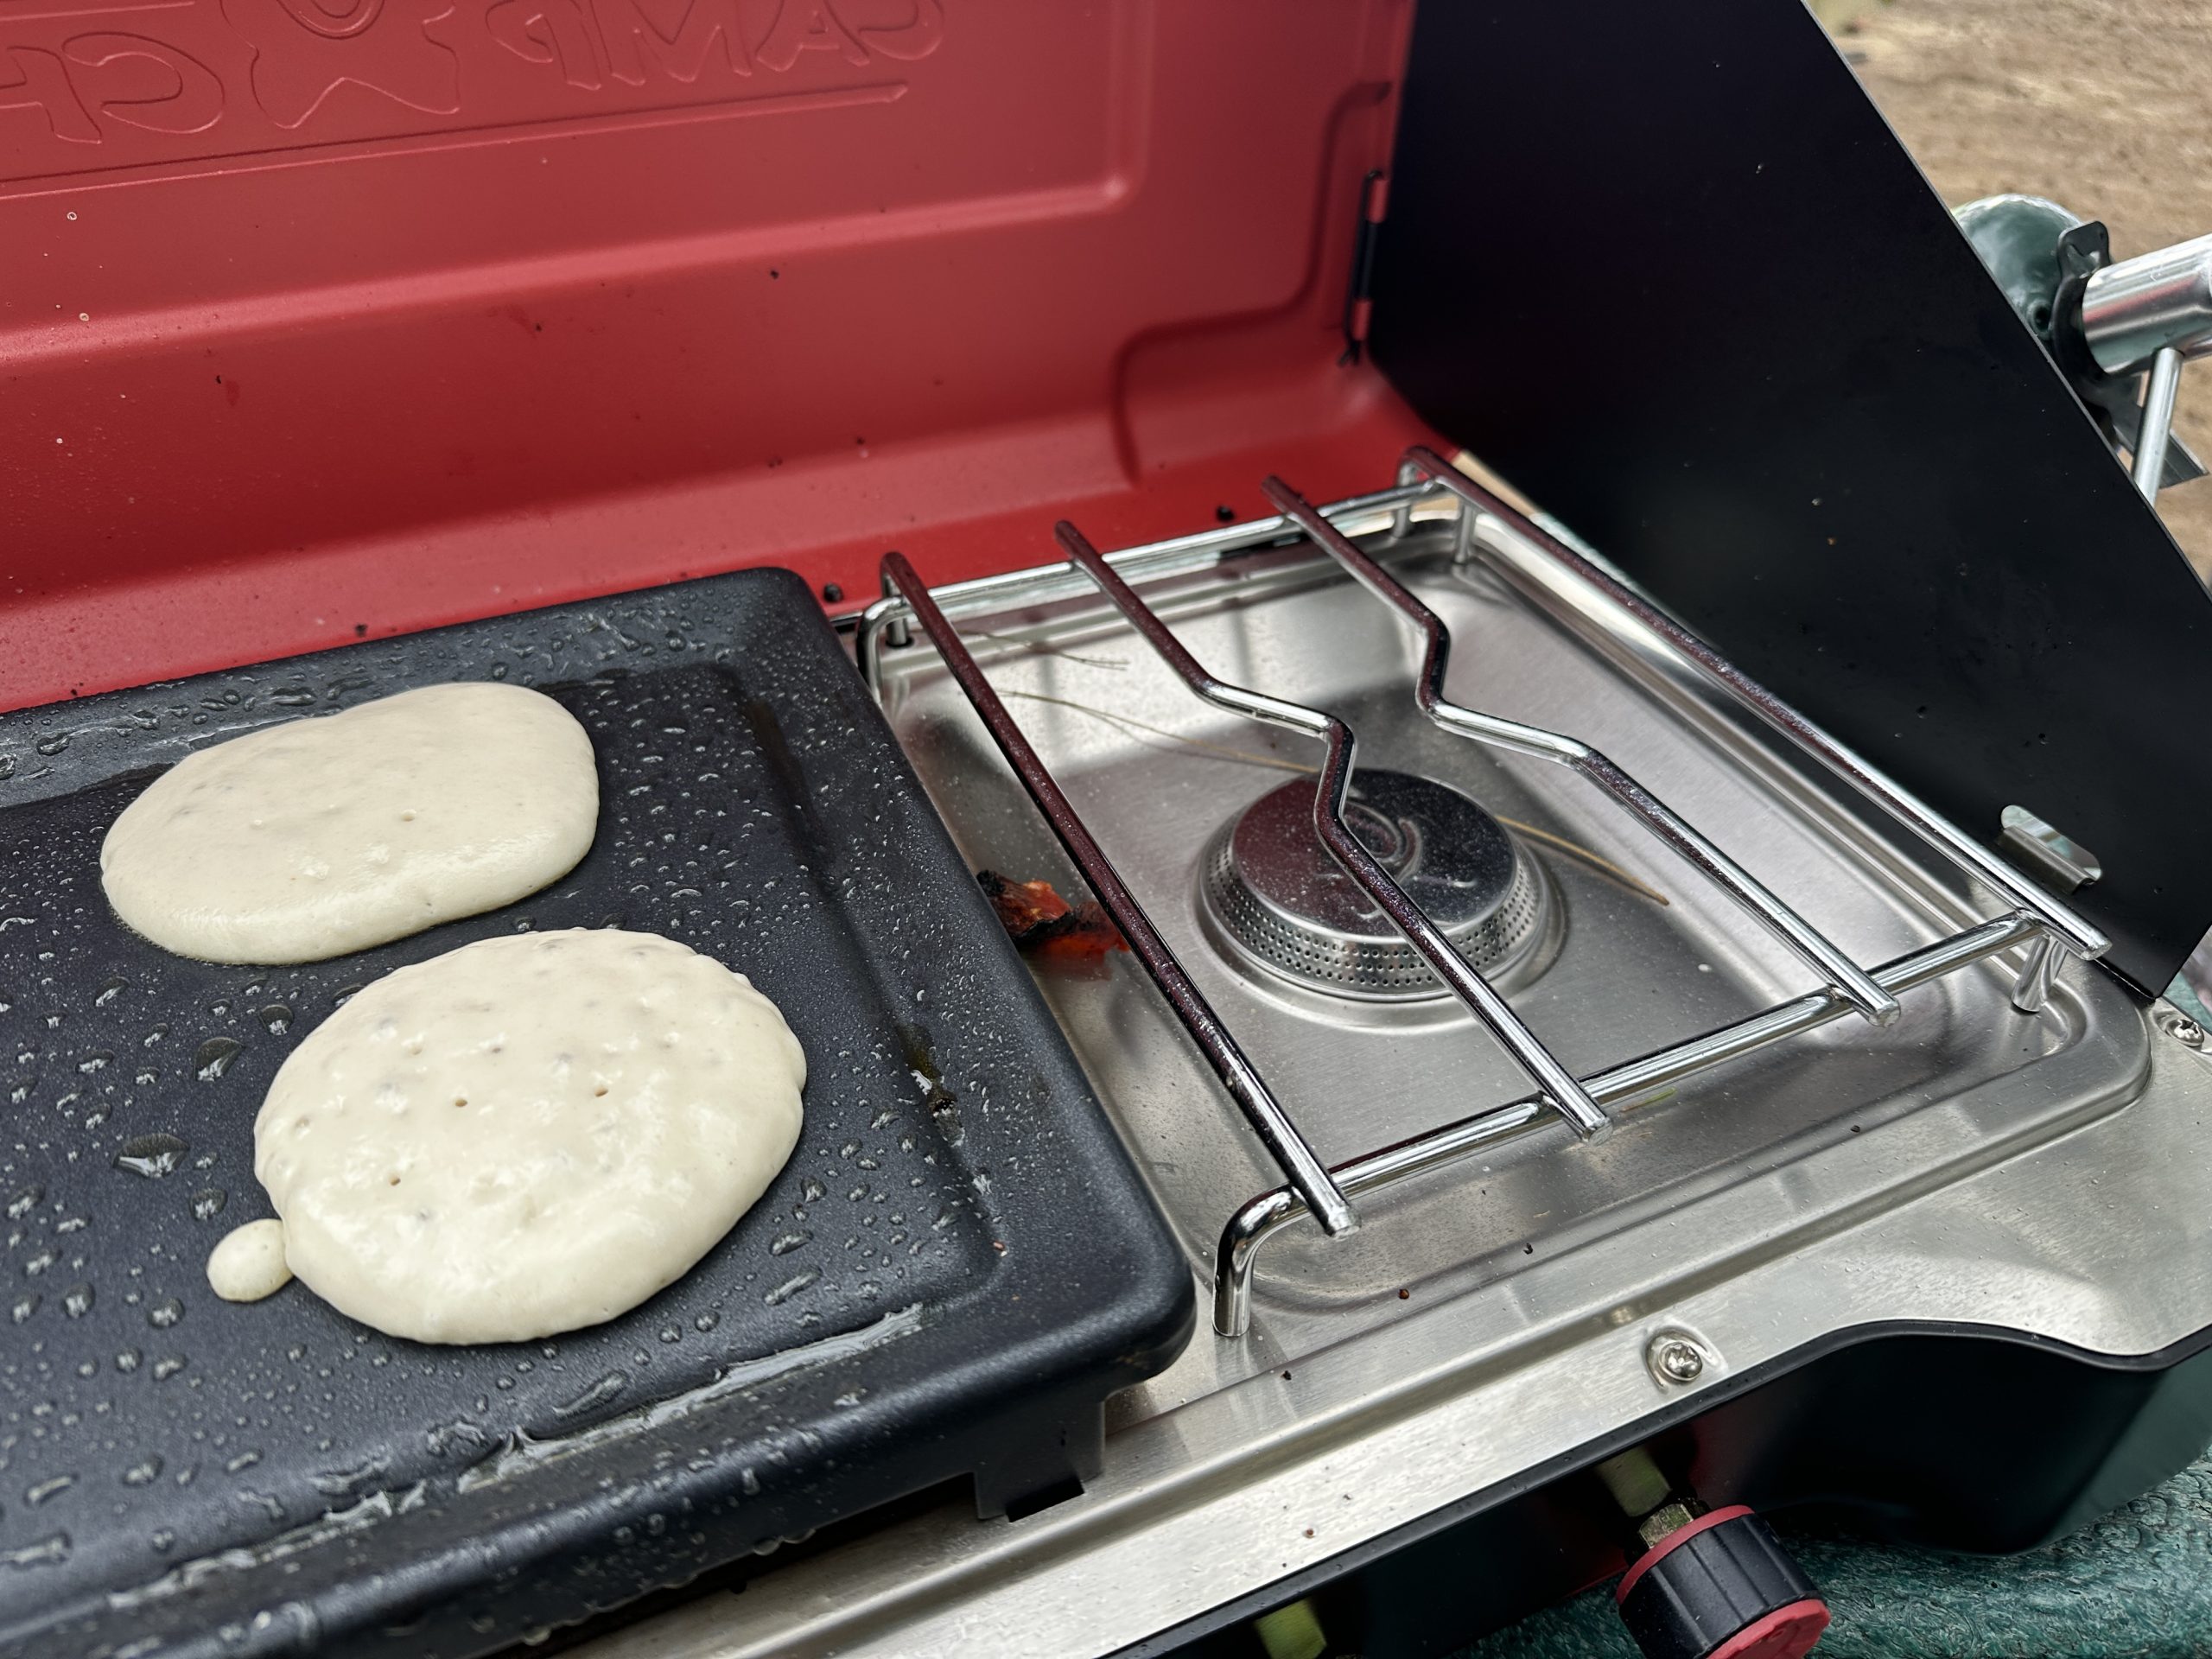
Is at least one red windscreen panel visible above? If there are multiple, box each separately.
[1,0,1433,708]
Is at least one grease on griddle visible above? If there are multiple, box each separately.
[898,1022,961,1144]
[976,872,1127,973]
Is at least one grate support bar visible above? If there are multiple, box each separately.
[1212,910,2044,1336]
[876,553,1358,1238]
[1260,474,1901,1027]
[1398,448,2110,968]
[1052,521,1611,1141]
[856,480,1440,698]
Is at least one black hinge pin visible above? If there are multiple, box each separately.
[1339,169,1389,365]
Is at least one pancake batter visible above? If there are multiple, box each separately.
[251,929,806,1344]
[102,683,598,963]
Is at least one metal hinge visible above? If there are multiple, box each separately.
[1338,169,1389,365]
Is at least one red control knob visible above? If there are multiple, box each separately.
[1615,1504,1830,1659]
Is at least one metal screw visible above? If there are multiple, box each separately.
[1646,1332,1707,1385]
[2161,1012,2206,1049]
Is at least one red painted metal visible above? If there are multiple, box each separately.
[1709,1600,1829,1659]
[0,0,1436,709]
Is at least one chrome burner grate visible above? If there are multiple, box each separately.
[865,444,2111,1338]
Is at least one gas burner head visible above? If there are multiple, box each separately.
[1198,769,1552,1001]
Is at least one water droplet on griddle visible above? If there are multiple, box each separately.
[151,1356,185,1380]
[189,1189,226,1222]
[6,1185,40,1219]
[11,1293,39,1324]
[115,1349,140,1372]
[769,1232,809,1255]
[0,1533,70,1567]
[147,1299,182,1330]
[114,1135,188,1178]
[93,978,127,1007]
[763,1270,817,1306]
[122,1456,162,1485]
[24,1475,73,1505]
[60,1284,92,1319]
[194,1037,241,1081]
[33,734,68,757]
[257,1005,292,1036]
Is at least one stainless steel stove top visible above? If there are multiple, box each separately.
[577,464,2212,1659]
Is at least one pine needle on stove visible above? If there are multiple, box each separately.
[994,688,1669,906]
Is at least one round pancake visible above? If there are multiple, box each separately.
[253,929,806,1344]
[101,682,598,964]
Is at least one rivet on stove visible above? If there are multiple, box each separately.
[1645,1332,1710,1387]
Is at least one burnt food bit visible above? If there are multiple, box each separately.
[977,870,1128,969]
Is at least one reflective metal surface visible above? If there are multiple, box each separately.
[1402,448,2111,966]
[1212,909,2042,1338]
[877,551,1356,1237]
[1198,769,1548,1001]
[2134,345,2187,501]
[574,491,2212,1659]
[1262,473,1901,1026]
[2084,231,2212,372]
[1052,517,1611,1139]
[585,1014,2212,1659]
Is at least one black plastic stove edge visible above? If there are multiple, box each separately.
[1121,1317,2212,1659]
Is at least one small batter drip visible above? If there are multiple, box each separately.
[208,1218,292,1302]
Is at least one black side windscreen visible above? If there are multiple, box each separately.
[1370,0,2212,994]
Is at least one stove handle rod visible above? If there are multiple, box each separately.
[1399,447,2110,968]
[876,552,1359,1238]
[1052,522,1611,1142]
[1261,474,1902,1029]
[1212,911,2044,1337]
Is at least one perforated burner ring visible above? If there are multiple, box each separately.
[1198,770,1551,1001]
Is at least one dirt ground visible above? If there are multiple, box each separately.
[1831,0,2212,575]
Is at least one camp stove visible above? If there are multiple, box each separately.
[557,449,2212,1659]
[10,2,2212,1657]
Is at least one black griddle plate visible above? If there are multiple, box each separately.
[0,569,1194,1658]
